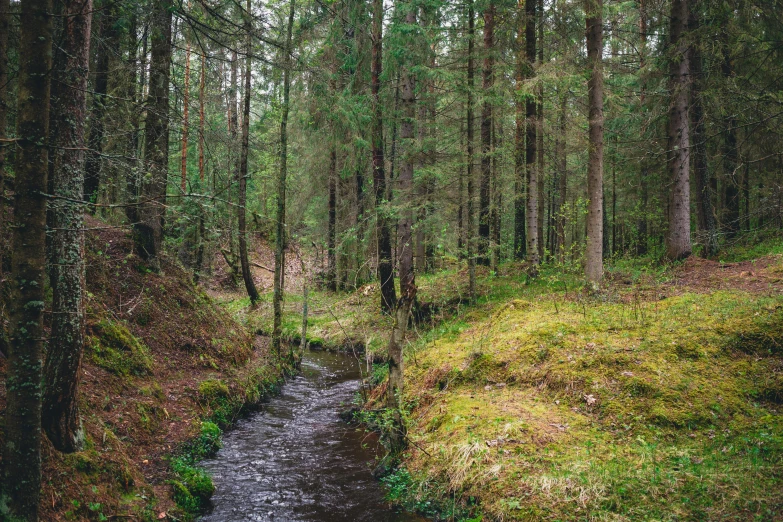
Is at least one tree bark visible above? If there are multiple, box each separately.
[525,0,539,266]
[181,32,191,192]
[43,0,92,454]
[637,0,648,255]
[665,0,692,260]
[272,0,296,355]
[478,1,495,266]
[327,146,337,291]
[238,2,259,304]
[2,0,53,516]
[513,0,526,260]
[585,0,604,281]
[387,4,418,452]
[556,93,567,262]
[136,0,172,269]
[372,0,396,313]
[690,10,717,257]
[466,0,476,297]
[0,0,8,273]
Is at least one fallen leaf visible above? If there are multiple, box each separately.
[584,394,597,405]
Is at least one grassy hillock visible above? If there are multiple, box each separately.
[0,217,290,521]
[374,255,783,520]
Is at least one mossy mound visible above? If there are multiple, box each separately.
[400,290,783,520]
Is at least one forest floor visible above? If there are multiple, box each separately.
[219,237,783,521]
[0,217,293,521]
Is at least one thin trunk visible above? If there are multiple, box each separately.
[238,3,259,304]
[513,0,526,260]
[272,0,296,355]
[690,13,717,257]
[181,35,191,192]
[585,0,604,280]
[3,0,53,516]
[665,0,692,260]
[458,117,465,257]
[556,93,567,262]
[84,10,114,208]
[536,0,544,260]
[637,0,648,255]
[0,0,8,274]
[490,119,501,270]
[199,52,206,182]
[43,0,92,454]
[327,146,337,291]
[525,0,539,265]
[466,0,476,296]
[136,0,172,269]
[478,1,495,266]
[372,0,396,312]
[125,13,140,225]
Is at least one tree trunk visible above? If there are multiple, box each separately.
[637,0,648,255]
[585,0,604,281]
[272,0,296,355]
[136,0,172,269]
[556,93,567,262]
[665,0,692,260]
[690,12,717,257]
[466,0,476,297]
[513,0,526,260]
[536,0,544,261]
[327,146,337,291]
[181,32,191,192]
[525,0,539,266]
[3,0,53,516]
[372,0,396,312]
[42,0,92,454]
[478,1,494,266]
[0,0,8,273]
[238,3,259,304]
[199,52,206,183]
[84,9,114,208]
[387,4,418,453]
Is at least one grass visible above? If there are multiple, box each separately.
[392,277,783,520]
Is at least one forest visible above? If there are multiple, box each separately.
[1,0,783,519]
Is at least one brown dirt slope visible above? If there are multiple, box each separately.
[0,216,285,521]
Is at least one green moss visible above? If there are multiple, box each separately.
[198,379,230,401]
[88,319,153,376]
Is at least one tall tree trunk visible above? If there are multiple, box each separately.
[556,93,567,262]
[238,3,259,304]
[3,0,53,516]
[722,48,740,238]
[665,0,692,260]
[491,119,501,270]
[536,0,544,260]
[125,12,141,225]
[585,0,604,281]
[84,9,114,208]
[372,0,396,312]
[181,31,191,192]
[466,0,476,297]
[525,0,539,265]
[199,52,206,183]
[513,0,526,260]
[327,146,337,291]
[387,4,418,452]
[690,11,717,257]
[478,0,495,266]
[43,0,92,454]
[637,0,648,255]
[272,0,295,355]
[136,0,171,270]
[0,0,8,273]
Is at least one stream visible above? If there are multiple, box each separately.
[199,349,425,521]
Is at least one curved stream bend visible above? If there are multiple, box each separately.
[200,350,423,522]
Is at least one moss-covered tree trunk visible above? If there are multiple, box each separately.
[525,0,539,266]
[2,0,53,516]
[466,0,476,298]
[136,0,172,269]
[42,0,92,454]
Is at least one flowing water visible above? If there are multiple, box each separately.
[200,349,425,522]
